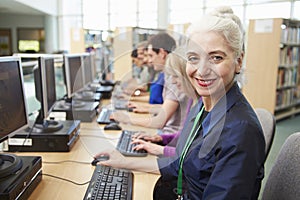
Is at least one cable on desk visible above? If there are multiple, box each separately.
[77,135,116,159]
[13,114,39,152]
[43,160,90,165]
[42,173,90,186]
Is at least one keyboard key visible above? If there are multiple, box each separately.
[84,165,133,200]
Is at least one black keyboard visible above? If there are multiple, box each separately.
[84,165,133,200]
[116,130,148,157]
[97,108,114,124]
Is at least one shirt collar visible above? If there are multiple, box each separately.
[198,82,242,137]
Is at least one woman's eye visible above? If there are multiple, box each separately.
[187,56,199,63]
[210,55,223,63]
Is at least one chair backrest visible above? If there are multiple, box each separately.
[255,108,276,160]
[261,132,300,200]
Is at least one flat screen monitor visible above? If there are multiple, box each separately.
[31,55,63,133]
[82,53,94,86]
[63,54,85,99]
[0,56,27,178]
[0,56,29,142]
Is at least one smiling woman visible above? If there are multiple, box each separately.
[94,6,266,200]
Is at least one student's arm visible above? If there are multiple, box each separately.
[112,99,179,129]
[128,95,150,102]
[129,101,162,114]
[95,149,160,174]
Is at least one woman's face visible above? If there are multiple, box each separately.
[186,31,241,99]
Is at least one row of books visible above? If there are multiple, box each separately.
[276,87,300,109]
[277,67,298,88]
[279,46,299,66]
[281,26,300,44]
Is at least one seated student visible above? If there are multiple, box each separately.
[111,48,192,135]
[132,41,153,87]
[124,41,153,95]
[126,32,176,104]
[147,33,176,104]
[95,6,265,200]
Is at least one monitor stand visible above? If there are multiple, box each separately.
[6,120,80,152]
[26,120,64,134]
[0,154,23,178]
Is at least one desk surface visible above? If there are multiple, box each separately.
[15,101,160,200]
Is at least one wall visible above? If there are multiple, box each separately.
[15,0,58,15]
[0,14,44,53]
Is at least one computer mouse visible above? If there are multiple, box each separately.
[104,122,122,131]
[91,155,110,166]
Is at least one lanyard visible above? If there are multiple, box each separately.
[177,106,205,199]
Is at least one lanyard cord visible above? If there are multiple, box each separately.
[177,106,205,197]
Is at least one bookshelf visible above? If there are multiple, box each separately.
[244,18,300,121]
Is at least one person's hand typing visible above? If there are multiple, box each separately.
[132,132,163,143]
[132,139,164,156]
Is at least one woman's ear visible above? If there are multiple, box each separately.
[235,52,244,74]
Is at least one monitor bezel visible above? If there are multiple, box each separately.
[82,53,94,86]
[38,55,57,121]
[63,53,85,99]
[0,56,29,142]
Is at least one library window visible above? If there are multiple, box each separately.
[246,2,291,19]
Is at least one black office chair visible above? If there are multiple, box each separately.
[255,108,276,161]
[261,132,300,200]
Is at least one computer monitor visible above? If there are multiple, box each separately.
[0,56,27,178]
[31,55,63,133]
[63,54,85,99]
[82,53,94,86]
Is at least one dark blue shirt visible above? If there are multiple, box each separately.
[158,83,265,200]
[149,72,164,104]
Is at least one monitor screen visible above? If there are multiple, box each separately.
[34,56,57,121]
[54,57,66,100]
[63,54,85,99]
[82,53,94,85]
[0,56,28,143]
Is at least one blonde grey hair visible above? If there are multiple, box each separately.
[186,6,245,86]
[165,48,199,102]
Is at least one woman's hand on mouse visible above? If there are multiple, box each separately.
[110,111,131,124]
[94,149,128,168]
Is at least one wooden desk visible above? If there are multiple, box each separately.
[15,115,160,199]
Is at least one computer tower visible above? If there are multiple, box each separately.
[53,100,99,122]
[0,156,42,200]
[7,120,80,152]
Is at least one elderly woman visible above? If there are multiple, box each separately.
[96,6,265,200]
